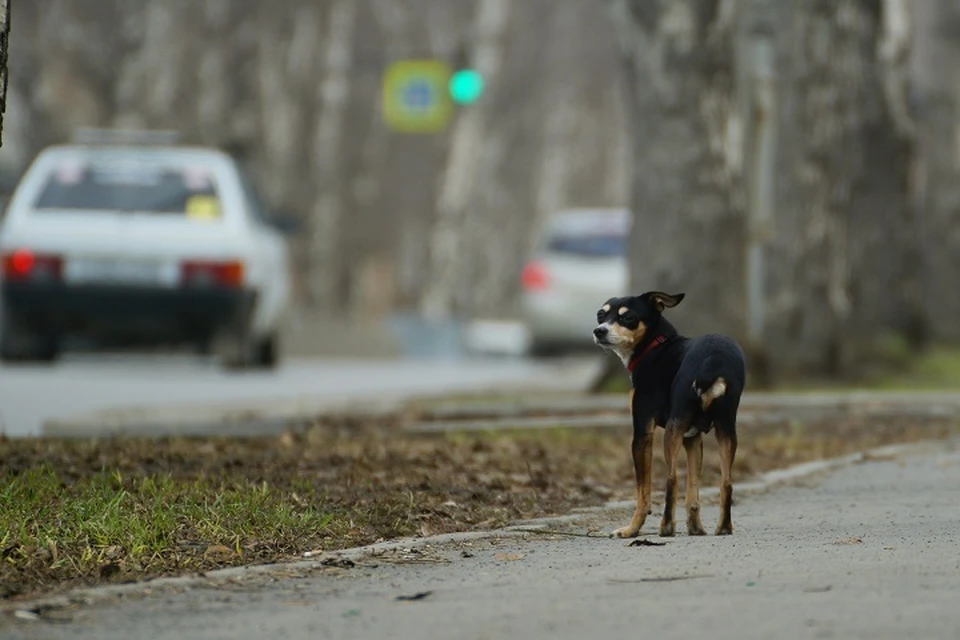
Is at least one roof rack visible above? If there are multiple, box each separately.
[71,128,182,146]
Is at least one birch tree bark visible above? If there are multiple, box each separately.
[609,0,745,339]
[790,0,919,373]
[419,0,511,320]
[610,0,921,376]
[306,0,359,310]
[0,0,9,147]
[531,3,581,252]
[912,0,960,342]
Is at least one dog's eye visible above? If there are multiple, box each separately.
[596,310,605,321]
[620,313,635,323]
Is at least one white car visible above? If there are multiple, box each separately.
[518,207,631,356]
[0,129,294,368]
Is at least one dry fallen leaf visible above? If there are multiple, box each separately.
[204,544,236,559]
[628,539,667,547]
[831,537,863,545]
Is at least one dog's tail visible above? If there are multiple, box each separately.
[695,376,727,411]
[685,376,727,438]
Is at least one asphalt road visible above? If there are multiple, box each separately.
[8,440,960,640]
[0,354,600,437]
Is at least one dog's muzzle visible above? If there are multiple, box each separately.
[593,325,610,345]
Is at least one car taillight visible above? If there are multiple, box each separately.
[2,248,63,282]
[520,261,550,291]
[180,260,245,288]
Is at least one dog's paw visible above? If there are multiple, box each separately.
[610,524,640,539]
[687,521,707,536]
[658,521,675,537]
[714,523,733,536]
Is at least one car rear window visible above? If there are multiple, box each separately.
[546,234,627,257]
[31,155,223,220]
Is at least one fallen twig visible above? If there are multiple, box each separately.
[514,528,607,538]
[609,574,712,584]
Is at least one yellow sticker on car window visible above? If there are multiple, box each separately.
[185,195,221,220]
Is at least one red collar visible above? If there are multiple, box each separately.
[627,335,667,372]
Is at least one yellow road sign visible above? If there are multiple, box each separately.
[382,60,453,133]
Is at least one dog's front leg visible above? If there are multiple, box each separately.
[659,418,686,537]
[611,412,654,538]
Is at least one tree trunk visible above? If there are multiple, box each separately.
[531,2,587,252]
[611,0,922,378]
[306,0,358,311]
[789,0,918,373]
[0,0,9,147]
[420,0,511,320]
[609,0,745,338]
[912,0,960,342]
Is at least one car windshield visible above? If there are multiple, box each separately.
[546,233,627,257]
[31,152,223,220]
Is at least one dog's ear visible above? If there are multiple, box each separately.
[643,291,685,312]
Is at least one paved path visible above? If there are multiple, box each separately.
[6,440,960,639]
[0,355,600,437]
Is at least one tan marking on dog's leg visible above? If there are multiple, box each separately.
[659,420,685,537]
[612,414,653,538]
[715,430,737,535]
[684,434,707,536]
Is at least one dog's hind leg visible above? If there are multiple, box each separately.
[714,423,738,535]
[683,433,707,535]
[659,418,686,537]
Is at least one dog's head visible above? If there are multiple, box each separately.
[592,291,685,359]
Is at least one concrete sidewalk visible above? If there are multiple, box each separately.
[6,439,960,640]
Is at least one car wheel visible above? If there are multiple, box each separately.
[0,317,59,364]
[253,333,279,369]
[218,332,279,371]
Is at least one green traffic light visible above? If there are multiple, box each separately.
[449,69,484,105]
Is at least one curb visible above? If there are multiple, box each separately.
[38,359,605,439]
[2,437,945,619]
[40,389,960,439]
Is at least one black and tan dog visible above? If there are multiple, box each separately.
[593,291,746,538]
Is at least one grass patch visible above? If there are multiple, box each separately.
[867,347,960,390]
[1,467,334,594]
[3,413,959,601]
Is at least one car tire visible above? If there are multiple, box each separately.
[0,316,60,364]
[253,333,279,369]
[218,332,279,371]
